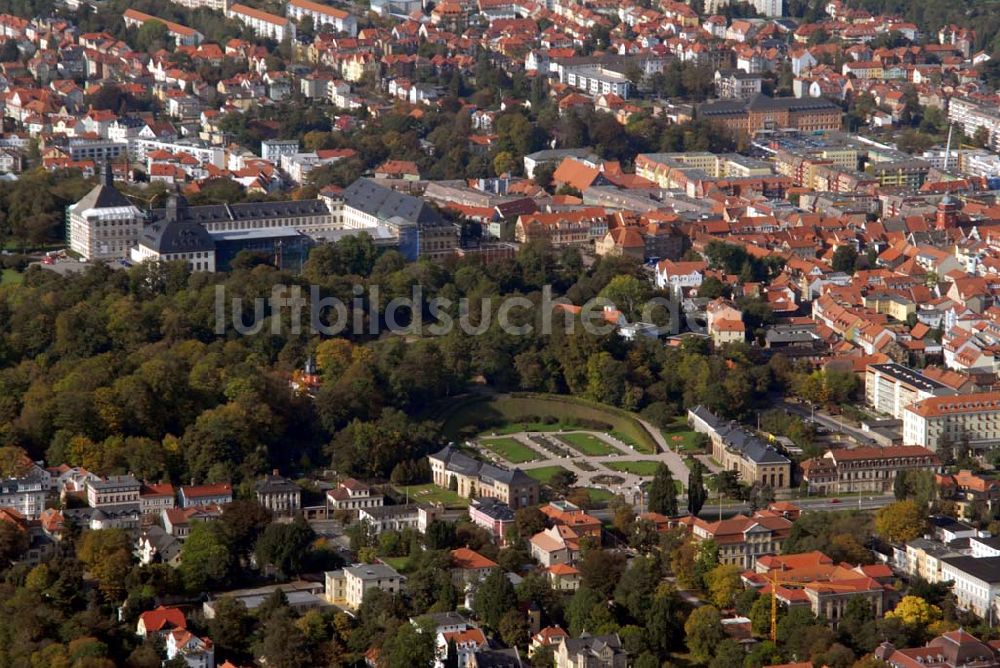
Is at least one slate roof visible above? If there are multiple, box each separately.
[343,178,446,227]
[73,179,136,212]
[941,555,1000,584]
[430,445,534,486]
[138,199,215,255]
[148,198,329,225]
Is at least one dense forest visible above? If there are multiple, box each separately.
[0,239,825,491]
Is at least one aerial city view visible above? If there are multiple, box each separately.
[5,0,1000,665]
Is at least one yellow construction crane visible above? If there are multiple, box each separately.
[763,571,862,642]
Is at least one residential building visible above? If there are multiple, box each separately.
[0,461,49,519]
[450,547,498,586]
[162,505,222,539]
[165,628,214,668]
[67,165,145,261]
[260,139,299,163]
[689,406,792,488]
[706,298,745,347]
[715,70,764,100]
[137,525,182,567]
[530,627,569,658]
[554,633,627,668]
[227,3,295,41]
[122,9,203,46]
[547,563,582,591]
[179,484,232,508]
[86,475,140,508]
[948,97,1000,152]
[530,525,581,567]
[866,363,958,419]
[139,483,176,516]
[286,0,357,36]
[327,478,384,514]
[937,470,1000,520]
[654,260,707,292]
[903,392,1000,451]
[255,472,301,516]
[539,500,601,540]
[899,537,964,584]
[137,606,186,639]
[325,563,405,610]
[800,446,940,495]
[429,445,539,510]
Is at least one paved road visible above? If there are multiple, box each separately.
[777,400,879,446]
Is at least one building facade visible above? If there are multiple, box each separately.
[325,563,405,610]
[429,446,539,510]
[800,446,941,495]
[903,392,1000,451]
[67,166,145,261]
[866,363,958,419]
[689,406,792,488]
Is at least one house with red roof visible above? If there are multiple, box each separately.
[137,606,187,639]
[450,547,499,585]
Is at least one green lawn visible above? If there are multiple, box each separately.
[395,483,469,508]
[603,460,662,476]
[559,432,619,456]
[442,393,659,454]
[525,466,570,484]
[481,437,539,463]
[1,269,22,286]
[582,488,616,504]
[380,556,410,572]
[662,417,704,452]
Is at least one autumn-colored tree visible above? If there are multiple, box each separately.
[705,564,743,609]
[875,500,927,543]
[885,595,942,627]
[77,529,133,602]
[684,605,725,664]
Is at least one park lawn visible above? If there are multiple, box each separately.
[442,394,658,454]
[481,437,539,463]
[380,556,410,573]
[525,466,570,484]
[603,460,661,476]
[395,483,469,508]
[559,432,619,456]
[582,488,616,505]
[663,417,704,452]
[1,269,22,285]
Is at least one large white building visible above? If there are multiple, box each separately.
[903,392,1000,451]
[286,0,357,36]
[948,97,1000,152]
[67,167,145,261]
[0,461,50,519]
[940,556,1000,620]
[326,563,405,610]
[227,3,295,41]
[866,362,957,419]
